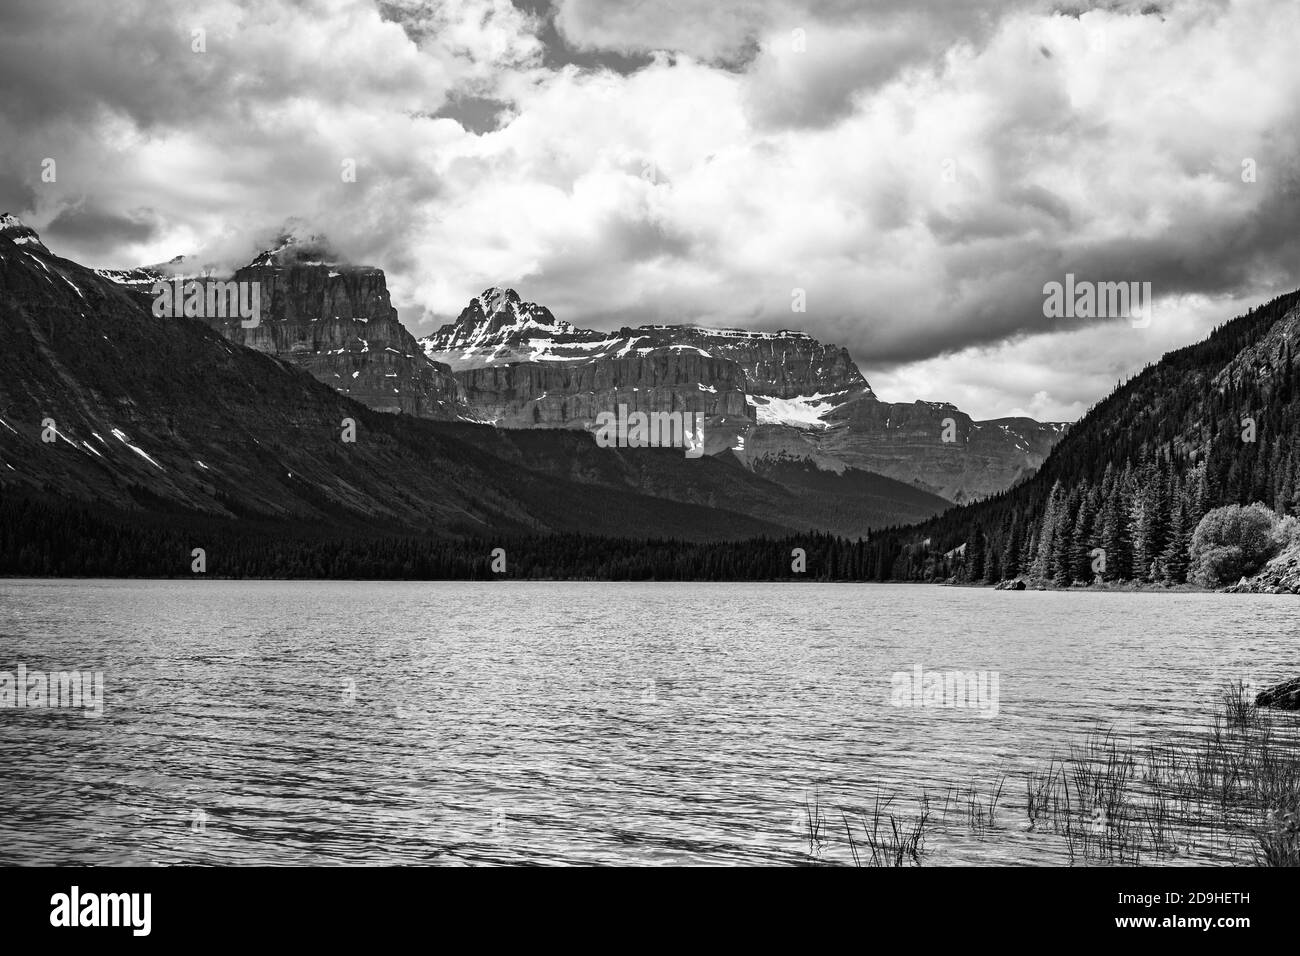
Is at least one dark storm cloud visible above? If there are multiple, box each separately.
[44,205,163,255]
[431,94,513,133]
[0,174,37,221]
[0,0,199,128]
[848,152,1300,370]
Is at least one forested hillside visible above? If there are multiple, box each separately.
[859,290,1300,585]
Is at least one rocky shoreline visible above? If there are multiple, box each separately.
[986,576,1208,593]
[1223,544,1300,595]
[1257,677,1300,710]
[987,549,1300,593]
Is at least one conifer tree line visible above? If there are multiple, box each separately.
[0,495,872,581]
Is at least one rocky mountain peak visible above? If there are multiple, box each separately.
[0,213,49,253]
[474,286,565,330]
[479,287,521,313]
[426,287,579,355]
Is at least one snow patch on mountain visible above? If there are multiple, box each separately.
[110,428,164,470]
[0,213,49,253]
[95,255,188,288]
[748,392,847,429]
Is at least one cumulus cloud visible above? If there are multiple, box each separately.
[1,0,1298,420]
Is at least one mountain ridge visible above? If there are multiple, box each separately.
[0,214,951,546]
[418,284,1067,501]
[76,221,1066,502]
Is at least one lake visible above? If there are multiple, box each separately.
[0,580,1295,866]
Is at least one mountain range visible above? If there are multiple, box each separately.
[131,229,1065,504]
[0,214,954,553]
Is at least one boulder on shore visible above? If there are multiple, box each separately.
[994,579,1026,591]
[1255,677,1300,710]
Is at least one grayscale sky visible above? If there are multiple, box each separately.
[2,0,1298,420]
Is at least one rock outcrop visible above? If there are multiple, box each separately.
[1255,677,1300,710]
[1224,544,1300,594]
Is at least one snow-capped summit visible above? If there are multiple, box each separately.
[0,213,49,253]
[478,286,516,315]
[419,288,878,401]
[422,287,594,361]
[472,287,577,337]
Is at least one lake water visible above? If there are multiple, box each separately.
[0,580,1296,866]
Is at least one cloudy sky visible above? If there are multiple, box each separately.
[3,0,1299,421]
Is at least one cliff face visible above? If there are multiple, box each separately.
[226,261,462,419]
[147,238,464,419]
[615,326,872,399]
[456,353,749,427]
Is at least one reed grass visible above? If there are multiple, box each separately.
[802,682,1300,866]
